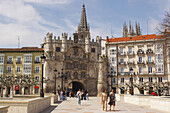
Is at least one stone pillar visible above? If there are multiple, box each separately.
[97,56,107,97]
[3,87,6,97]
[22,87,24,95]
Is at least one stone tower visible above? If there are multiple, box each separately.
[97,56,107,97]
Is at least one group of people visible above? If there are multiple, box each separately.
[101,89,116,111]
[76,89,89,105]
[58,90,68,101]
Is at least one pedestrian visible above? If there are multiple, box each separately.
[65,91,67,100]
[81,89,84,100]
[77,89,82,105]
[84,90,86,100]
[108,89,116,111]
[86,91,89,100]
[60,90,63,100]
[101,90,108,111]
[69,92,71,98]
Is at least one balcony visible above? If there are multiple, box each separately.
[127,51,135,56]
[137,61,145,65]
[147,61,155,65]
[34,61,40,64]
[119,72,129,75]
[16,61,22,64]
[119,62,127,66]
[7,61,13,64]
[16,70,21,74]
[34,70,40,73]
[146,49,154,55]
[118,52,126,56]
[137,49,145,55]
[6,70,12,73]
[127,61,135,65]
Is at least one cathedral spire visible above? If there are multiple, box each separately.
[78,3,88,31]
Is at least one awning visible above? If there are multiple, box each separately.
[34,86,39,89]
[15,86,19,90]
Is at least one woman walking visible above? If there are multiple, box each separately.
[101,90,108,111]
[108,89,116,111]
[77,89,82,105]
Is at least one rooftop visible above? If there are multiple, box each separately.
[0,47,43,52]
[106,34,164,43]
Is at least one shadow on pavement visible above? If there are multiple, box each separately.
[40,101,63,113]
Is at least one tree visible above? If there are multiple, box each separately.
[157,11,170,34]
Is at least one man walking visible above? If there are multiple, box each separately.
[77,89,82,105]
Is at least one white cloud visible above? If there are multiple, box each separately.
[0,0,66,47]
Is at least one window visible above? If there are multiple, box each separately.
[139,57,142,63]
[148,56,152,62]
[148,67,152,74]
[16,57,21,63]
[8,56,13,62]
[81,72,86,78]
[16,66,21,73]
[149,77,153,82]
[112,78,116,84]
[24,55,32,63]
[157,55,162,63]
[139,67,143,74]
[35,76,40,81]
[121,67,124,75]
[158,77,162,82]
[56,47,60,52]
[110,49,116,55]
[35,57,40,63]
[157,65,164,73]
[121,78,124,84]
[139,77,143,82]
[7,67,12,73]
[0,57,4,63]
[0,66,3,73]
[129,78,133,82]
[91,48,95,53]
[156,44,162,52]
[111,57,116,63]
[35,67,40,73]
[120,48,123,54]
[120,59,124,63]
[128,48,132,54]
[23,65,32,74]
[129,67,133,73]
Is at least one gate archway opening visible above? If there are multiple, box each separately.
[68,81,85,92]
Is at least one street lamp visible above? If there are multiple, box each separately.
[61,69,64,91]
[54,69,57,95]
[40,54,46,97]
[130,67,133,95]
[107,71,115,91]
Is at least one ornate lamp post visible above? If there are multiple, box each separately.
[107,71,115,91]
[54,69,57,95]
[130,67,134,95]
[40,54,46,97]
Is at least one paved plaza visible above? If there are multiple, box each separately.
[41,97,166,113]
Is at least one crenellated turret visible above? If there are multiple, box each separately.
[85,35,90,53]
[61,32,68,52]
[45,32,53,59]
[96,36,102,55]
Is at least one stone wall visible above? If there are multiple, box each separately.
[0,96,51,113]
[0,106,9,113]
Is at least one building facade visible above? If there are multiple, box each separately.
[0,47,43,97]
[106,32,170,95]
[42,4,107,96]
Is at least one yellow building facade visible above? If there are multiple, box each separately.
[0,47,43,97]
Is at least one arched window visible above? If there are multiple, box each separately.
[73,72,78,79]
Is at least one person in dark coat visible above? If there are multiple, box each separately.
[108,89,116,111]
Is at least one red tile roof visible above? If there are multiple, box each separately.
[107,34,164,43]
[0,47,43,52]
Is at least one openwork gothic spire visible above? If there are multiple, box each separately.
[77,3,89,32]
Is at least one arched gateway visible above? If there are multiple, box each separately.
[68,81,85,92]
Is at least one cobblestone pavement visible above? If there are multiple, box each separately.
[41,97,166,113]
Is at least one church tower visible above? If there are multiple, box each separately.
[74,4,90,44]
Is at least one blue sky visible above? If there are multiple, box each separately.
[0,0,169,47]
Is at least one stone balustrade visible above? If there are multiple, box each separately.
[0,106,9,113]
[116,94,170,112]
